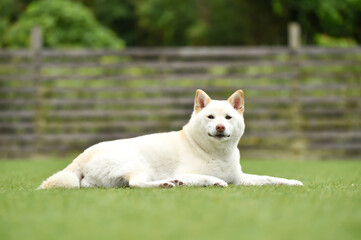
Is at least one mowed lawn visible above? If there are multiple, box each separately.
[0,159,360,240]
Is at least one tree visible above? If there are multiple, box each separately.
[4,0,124,48]
[272,0,361,44]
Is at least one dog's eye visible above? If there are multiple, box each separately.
[225,115,232,120]
[207,115,215,119]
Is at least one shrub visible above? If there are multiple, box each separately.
[314,34,357,47]
[4,0,125,49]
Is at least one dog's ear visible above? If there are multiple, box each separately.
[227,90,244,114]
[194,89,211,113]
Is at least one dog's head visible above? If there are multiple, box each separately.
[188,89,245,144]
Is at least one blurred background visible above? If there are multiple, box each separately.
[0,0,360,160]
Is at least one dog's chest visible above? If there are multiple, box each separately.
[202,159,238,183]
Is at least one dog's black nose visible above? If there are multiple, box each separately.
[216,124,225,133]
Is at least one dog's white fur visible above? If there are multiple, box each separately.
[38,89,303,189]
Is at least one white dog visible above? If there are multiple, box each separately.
[38,89,303,189]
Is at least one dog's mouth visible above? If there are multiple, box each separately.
[208,133,230,139]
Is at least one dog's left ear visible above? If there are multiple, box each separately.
[227,90,244,114]
[194,89,211,113]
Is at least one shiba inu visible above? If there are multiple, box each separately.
[38,89,303,189]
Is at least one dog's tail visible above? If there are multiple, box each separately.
[37,155,85,190]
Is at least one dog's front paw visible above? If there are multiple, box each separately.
[159,182,176,188]
[278,179,303,186]
[285,179,303,186]
[260,176,303,186]
[212,180,228,188]
[214,181,228,187]
[170,179,184,186]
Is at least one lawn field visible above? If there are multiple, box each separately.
[0,159,360,240]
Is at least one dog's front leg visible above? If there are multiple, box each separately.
[173,174,228,187]
[237,173,303,186]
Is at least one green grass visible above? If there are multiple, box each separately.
[0,159,360,240]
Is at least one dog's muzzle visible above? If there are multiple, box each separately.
[208,133,230,139]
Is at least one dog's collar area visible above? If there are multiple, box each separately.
[208,133,230,139]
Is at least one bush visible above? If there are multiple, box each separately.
[314,34,357,47]
[271,0,361,44]
[4,0,124,49]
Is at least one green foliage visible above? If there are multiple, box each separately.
[0,19,10,47]
[135,0,198,46]
[191,0,286,45]
[84,0,361,46]
[0,0,13,47]
[77,0,137,45]
[1,159,361,240]
[314,34,357,47]
[1,0,361,46]
[4,0,124,48]
[121,0,286,46]
[271,0,361,44]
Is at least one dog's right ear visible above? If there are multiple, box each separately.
[194,89,211,113]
